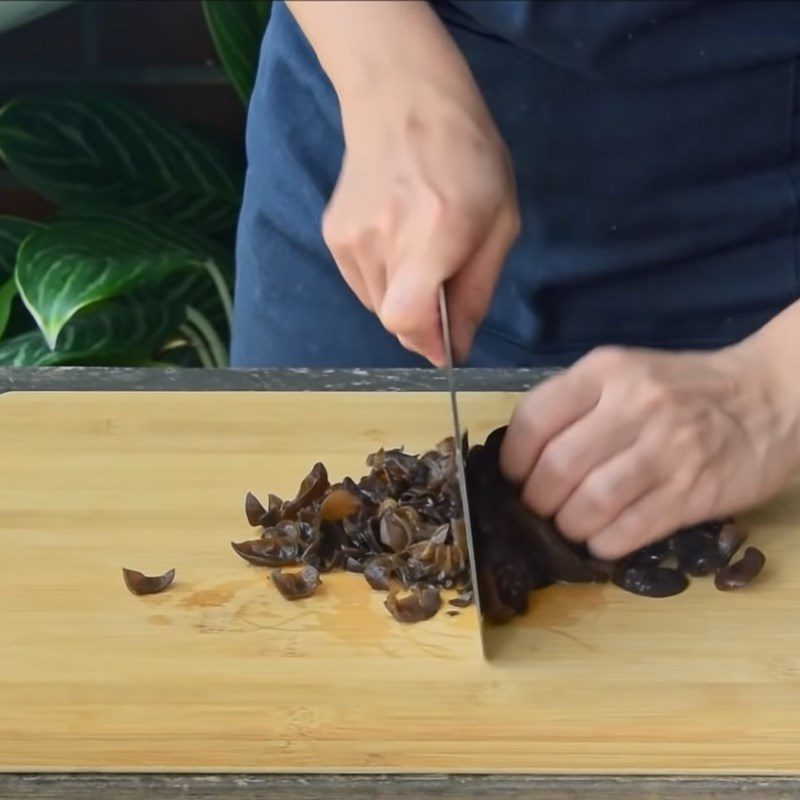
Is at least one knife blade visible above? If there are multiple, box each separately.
[438,285,487,658]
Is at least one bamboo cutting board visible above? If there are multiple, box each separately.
[1,390,799,775]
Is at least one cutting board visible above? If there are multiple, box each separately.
[1,390,799,775]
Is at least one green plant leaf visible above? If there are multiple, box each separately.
[0,290,186,366]
[0,215,44,341]
[203,0,271,103]
[0,278,16,339]
[0,214,41,279]
[0,92,242,233]
[15,210,232,349]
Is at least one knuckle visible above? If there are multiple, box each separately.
[672,465,699,494]
[556,513,589,542]
[637,379,675,415]
[673,422,704,453]
[537,442,574,487]
[618,506,649,544]
[423,187,483,241]
[582,345,630,375]
[321,210,349,252]
[581,473,619,517]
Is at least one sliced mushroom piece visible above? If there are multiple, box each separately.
[384,584,441,623]
[320,488,362,521]
[670,528,725,577]
[715,547,765,591]
[283,462,329,517]
[449,591,473,608]
[379,508,416,553]
[632,539,671,567]
[344,556,366,574]
[122,567,175,595]
[272,565,321,600]
[230,537,300,567]
[613,565,689,598]
[244,492,267,526]
[364,554,402,591]
[718,522,747,563]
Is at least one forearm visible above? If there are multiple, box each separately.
[284,1,474,106]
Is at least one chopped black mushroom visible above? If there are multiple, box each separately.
[449,591,473,608]
[363,554,403,591]
[230,536,301,567]
[244,491,266,526]
[122,567,175,595]
[613,566,689,598]
[670,526,725,577]
[714,547,766,590]
[234,426,767,623]
[272,565,321,600]
[320,488,361,521]
[718,522,747,562]
[384,585,441,623]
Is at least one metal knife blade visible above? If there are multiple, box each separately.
[438,285,486,658]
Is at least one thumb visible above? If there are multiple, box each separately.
[380,263,445,367]
[379,219,479,366]
[448,206,519,362]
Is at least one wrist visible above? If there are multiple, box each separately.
[287,1,469,109]
[721,328,800,473]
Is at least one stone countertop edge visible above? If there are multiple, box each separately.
[0,367,559,393]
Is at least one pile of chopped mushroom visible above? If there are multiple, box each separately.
[230,426,766,624]
[232,436,470,622]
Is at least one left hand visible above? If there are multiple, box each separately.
[499,343,800,561]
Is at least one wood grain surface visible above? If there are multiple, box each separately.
[1,391,798,774]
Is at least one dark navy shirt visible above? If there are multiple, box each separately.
[230,1,800,368]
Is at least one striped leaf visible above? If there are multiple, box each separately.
[0,215,43,341]
[0,92,242,233]
[57,205,234,341]
[0,290,186,366]
[15,210,233,349]
[0,214,41,280]
[0,278,15,340]
[203,0,271,103]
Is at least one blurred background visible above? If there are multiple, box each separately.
[0,0,270,368]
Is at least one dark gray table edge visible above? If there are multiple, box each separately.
[3,773,800,799]
[1,367,796,797]
[0,366,559,393]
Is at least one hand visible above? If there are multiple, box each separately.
[318,7,519,365]
[498,343,800,561]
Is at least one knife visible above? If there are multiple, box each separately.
[438,285,487,658]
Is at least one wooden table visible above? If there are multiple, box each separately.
[1,366,798,800]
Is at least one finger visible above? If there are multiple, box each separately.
[448,203,520,363]
[351,227,388,312]
[322,202,376,313]
[380,202,483,366]
[329,246,375,312]
[381,271,445,365]
[379,257,450,368]
[554,441,661,543]
[585,481,681,561]
[499,369,603,487]
[521,398,642,518]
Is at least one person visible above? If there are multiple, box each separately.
[230,1,800,562]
